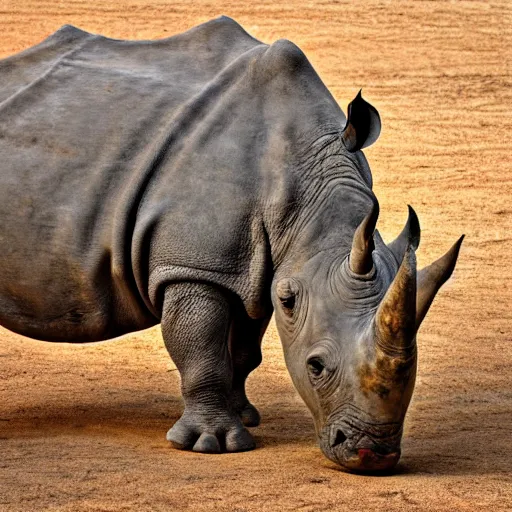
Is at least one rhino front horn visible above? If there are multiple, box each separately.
[416,235,465,329]
[375,235,417,355]
[349,200,379,275]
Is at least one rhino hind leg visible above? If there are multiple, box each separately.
[161,282,255,453]
[229,309,270,427]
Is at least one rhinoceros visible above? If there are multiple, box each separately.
[0,17,463,472]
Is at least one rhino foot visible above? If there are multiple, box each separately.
[230,389,261,427]
[167,412,255,453]
[237,403,261,427]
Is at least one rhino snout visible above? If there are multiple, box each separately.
[319,424,402,473]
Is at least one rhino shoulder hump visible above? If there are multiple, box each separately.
[261,38,308,76]
[181,15,260,50]
[211,15,245,31]
[51,24,94,43]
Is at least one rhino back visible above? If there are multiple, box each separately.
[0,18,264,341]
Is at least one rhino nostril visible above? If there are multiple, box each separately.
[332,430,347,448]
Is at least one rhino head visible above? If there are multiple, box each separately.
[271,93,463,473]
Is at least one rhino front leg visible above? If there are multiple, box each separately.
[229,309,271,427]
[162,282,255,453]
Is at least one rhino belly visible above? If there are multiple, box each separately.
[0,233,121,342]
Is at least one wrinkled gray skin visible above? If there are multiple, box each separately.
[0,17,463,472]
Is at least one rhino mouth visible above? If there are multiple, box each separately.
[319,419,403,473]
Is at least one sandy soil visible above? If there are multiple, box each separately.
[0,1,511,510]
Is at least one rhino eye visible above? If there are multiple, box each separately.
[307,357,325,378]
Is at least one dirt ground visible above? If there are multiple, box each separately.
[0,1,511,510]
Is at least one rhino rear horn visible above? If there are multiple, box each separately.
[388,205,421,263]
[349,200,379,275]
[342,90,381,152]
[416,235,464,329]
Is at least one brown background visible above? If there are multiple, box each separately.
[0,1,511,510]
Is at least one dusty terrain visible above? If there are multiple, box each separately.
[0,1,511,510]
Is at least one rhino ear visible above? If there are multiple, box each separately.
[342,90,381,152]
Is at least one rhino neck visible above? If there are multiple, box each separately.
[263,132,376,273]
